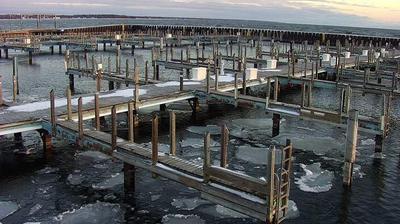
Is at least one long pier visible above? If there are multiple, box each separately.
[0,24,399,223]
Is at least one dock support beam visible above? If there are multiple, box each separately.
[220,124,229,168]
[343,109,358,187]
[374,134,383,153]
[69,74,75,95]
[111,105,117,150]
[272,113,281,137]
[267,146,276,223]
[109,81,115,91]
[124,162,136,199]
[169,111,176,156]
[14,132,23,147]
[40,130,52,158]
[28,51,33,65]
[128,102,135,142]
[0,75,3,105]
[78,97,84,146]
[152,114,159,165]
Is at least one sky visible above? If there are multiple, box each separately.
[1,0,400,29]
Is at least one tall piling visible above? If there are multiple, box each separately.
[343,110,358,187]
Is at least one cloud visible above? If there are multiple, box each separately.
[32,2,110,7]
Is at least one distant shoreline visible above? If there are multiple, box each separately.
[0,14,186,20]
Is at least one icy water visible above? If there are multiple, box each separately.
[1,18,400,224]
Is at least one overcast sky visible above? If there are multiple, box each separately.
[1,0,399,29]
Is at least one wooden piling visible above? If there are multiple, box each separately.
[220,124,229,168]
[343,109,358,187]
[0,75,3,105]
[124,162,136,198]
[128,101,134,142]
[180,73,184,91]
[266,146,276,223]
[203,132,211,183]
[266,77,271,108]
[13,57,19,95]
[273,77,279,101]
[28,51,33,65]
[145,61,149,84]
[50,90,56,136]
[301,83,306,107]
[125,59,129,87]
[152,114,159,165]
[94,93,100,130]
[111,105,117,150]
[272,113,281,137]
[169,111,176,156]
[69,74,75,94]
[206,61,211,93]
[134,66,140,109]
[374,134,383,153]
[78,97,84,143]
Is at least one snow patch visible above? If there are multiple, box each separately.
[155,81,200,87]
[161,214,205,224]
[171,198,208,210]
[361,138,375,146]
[187,125,220,135]
[92,173,123,190]
[77,151,111,161]
[55,202,123,224]
[180,137,219,148]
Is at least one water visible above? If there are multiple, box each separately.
[1,18,400,224]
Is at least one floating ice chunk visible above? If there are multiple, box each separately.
[161,214,205,224]
[361,139,375,146]
[186,125,220,135]
[92,173,123,190]
[55,202,123,224]
[151,194,161,201]
[0,201,19,220]
[236,145,281,165]
[370,152,386,159]
[180,138,219,148]
[171,198,208,210]
[77,151,111,161]
[36,167,59,174]
[215,205,248,218]
[352,164,365,179]
[28,204,42,215]
[286,200,300,219]
[155,81,200,87]
[295,163,334,193]
[274,134,343,156]
[229,128,250,139]
[67,174,83,186]
[232,118,274,130]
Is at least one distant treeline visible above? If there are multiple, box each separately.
[0,14,181,20]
